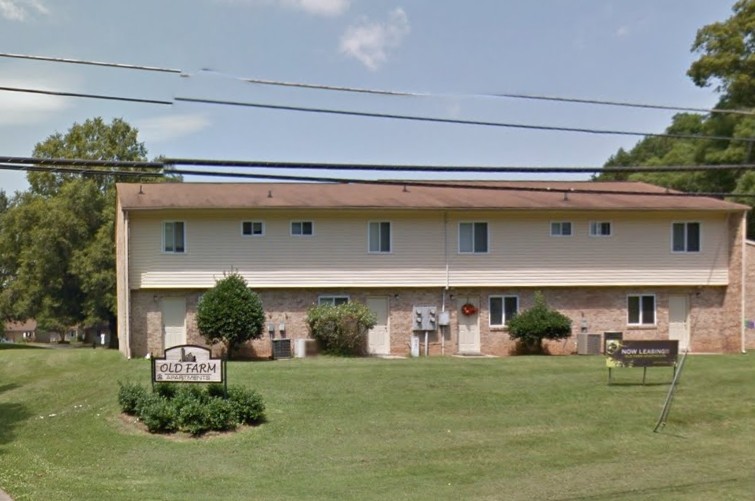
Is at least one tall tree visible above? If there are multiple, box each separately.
[598,0,755,234]
[0,118,164,339]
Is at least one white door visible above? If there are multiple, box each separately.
[458,299,481,354]
[367,297,390,355]
[668,295,690,352]
[162,297,187,349]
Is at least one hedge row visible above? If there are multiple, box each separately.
[117,382,265,436]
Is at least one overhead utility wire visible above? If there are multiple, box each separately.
[164,158,755,174]
[174,97,755,144]
[4,155,755,174]
[242,77,755,117]
[2,160,752,198]
[2,52,753,116]
[0,52,182,74]
[0,86,172,106]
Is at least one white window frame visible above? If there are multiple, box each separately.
[318,295,350,306]
[671,221,701,253]
[241,221,265,237]
[589,221,612,237]
[489,295,519,327]
[368,221,392,253]
[458,222,489,254]
[627,294,656,326]
[550,221,573,237]
[162,221,186,254]
[291,220,314,237]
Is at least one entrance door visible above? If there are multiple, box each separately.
[458,298,481,354]
[367,297,390,355]
[668,294,690,352]
[162,297,187,349]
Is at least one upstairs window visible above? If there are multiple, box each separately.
[550,221,572,237]
[368,221,391,253]
[459,222,488,253]
[163,221,185,253]
[242,221,264,237]
[589,221,612,237]
[628,294,655,326]
[489,296,519,327]
[291,221,314,236]
[672,222,700,253]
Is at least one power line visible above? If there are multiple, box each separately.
[0,52,182,74]
[1,160,753,198]
[0,86,172,106]
[0,156,162,169]
[174,96,755,143]
[163,158,755,174]
[3,51,751,116]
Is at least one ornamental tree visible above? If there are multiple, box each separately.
[196,272,265,360]
[507,292,572,354]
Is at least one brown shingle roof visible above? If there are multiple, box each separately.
[116,181,749,212]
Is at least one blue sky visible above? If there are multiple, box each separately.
[0,0,737,193]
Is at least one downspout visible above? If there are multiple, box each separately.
[442,212,449,356]
[124,210,132,359]
[741,212,746,354]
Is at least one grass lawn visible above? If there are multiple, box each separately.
[0,345,753,500]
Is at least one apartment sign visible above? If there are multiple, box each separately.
[605,340,678,368]
[152,345,224,383]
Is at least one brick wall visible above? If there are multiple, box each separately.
[128,283,742,358]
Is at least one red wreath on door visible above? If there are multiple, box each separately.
[461,303,478,316]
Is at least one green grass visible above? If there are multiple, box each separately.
[0,347,753,500]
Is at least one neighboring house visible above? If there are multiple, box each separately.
[4,320,38,343]
[115,181,750,359]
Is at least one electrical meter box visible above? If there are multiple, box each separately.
[412,306,438,331]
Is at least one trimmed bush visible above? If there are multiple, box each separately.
[307,302,376,356]
[116,382,266,436]
[227,386,266,425]
[507,291,572,354]
[117,381,148,415]
[139,395,178,433]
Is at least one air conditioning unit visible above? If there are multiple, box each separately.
[577,333,601,355]
[271,338,292,360]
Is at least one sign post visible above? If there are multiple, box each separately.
[152,345,227,396]
[605,340,678,385]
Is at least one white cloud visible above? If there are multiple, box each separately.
[0,0,49,21]
[216,0,349,17]
[615,25,630,38]
[340,8,410,71]
[0,81,70,125]
[136,114,212,144]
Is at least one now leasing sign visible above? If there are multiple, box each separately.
[152,345,225,383]
[606,340,678,368]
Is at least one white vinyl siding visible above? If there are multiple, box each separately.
[162,221,185,253]
[459,222,488,253]
[489,296,518,327]
[368,221,391,253]
[242,221,264,237]
[628,294,656,326]
[672,222,700,253]
[128,210,732,289]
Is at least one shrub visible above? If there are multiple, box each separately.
[139,395,178,433]
[196,272,265,360]
[177,399,210,436]
[205,398,238,432]
[117,381,148,415]
[116,382,266,435]
[507,292,572,354]
[306,302,376,356]
[227,386,266,424]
